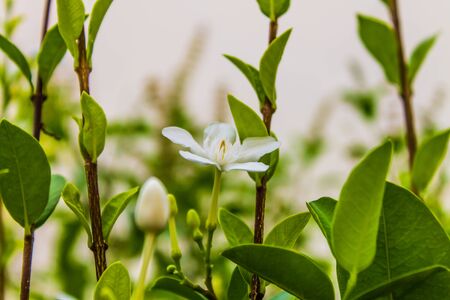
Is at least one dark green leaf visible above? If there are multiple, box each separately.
[358,15,399,84]
[306,197,336,249]
[62,183,92,244]
[87,0,113,64]
[219,208,253,247]
[94,262,131,300]
[56,0,85,60]
[228,267,248,300]
[0,34,33,90]
[0,120,50,230]
[35,175,66,228]
[102,186,139,240]
[408,35,438,85]
[151,277,206,300]
[259,29,292,105]
[228,94,267,140]
[38,25,67,89]
[222,245,334,300]
[81,92,107,162]
[265,212,310,248]
[256,0,291,20]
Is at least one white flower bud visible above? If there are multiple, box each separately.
[135,177,169,233]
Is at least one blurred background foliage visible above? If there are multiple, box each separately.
[0,0,449,299]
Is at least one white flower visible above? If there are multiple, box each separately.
[135,177,170,233]
[162,123,280,172]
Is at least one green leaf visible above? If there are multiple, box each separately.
[151,277,206,300]
[0,34,33,90]
[35,175,66,228]
[0,120,50,230]
[332,141,392,276]
[87,0,113,64]
[219,208,253,247]
[94,262,131,300]
[338,183,450,299]
[56,0,85,60]
[256,0,291,20]
[37,25,67,90]
[222,245,334,300]
[259,29,292,105]
[264,212,310,248]
[80,92,107,162]
[306,197,336,249]
[62,183,92,245]
[102,186,139,240]
[224,55,266,105]
[411,129,450,193]
[408,34,438,85]
[228,267,248,300]
[269,291,296,300]
[358,15,399,85]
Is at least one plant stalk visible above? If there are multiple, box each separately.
[20,231,34,300]
[0,202,4,300]
[250,19,278,300]
[131,233,156,300]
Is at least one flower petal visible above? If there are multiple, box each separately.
[224,162,269,172]
[203,123,236,146]
[179,151,218,167]
[162,127,205,155]
[238,137,280,161]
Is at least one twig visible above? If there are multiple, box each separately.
[20,229,34,300]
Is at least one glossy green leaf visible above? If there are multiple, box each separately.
[56,0,85,60]
[87,0,113,64]
[0,120,50,230]
[94,262,131,300]
[62,183,92,244]
[224,55,266,104]
[306,197,336,249]
[151,277,206,300]
[358,15,399,85]
[0,34,33,90]
[38,25,67,89]
[259,29,292,105]
[338,183,450,300]
[223,245,334,300]
[219,208,253,247]
[408,35,437,85]
[102,186,139,240]
[35,175,66,228]
[269,291,296,300]
[411,129,450,193]
[81,92,107,162]
[265,212,310,248]
[332,141,392,276]
[256,0,291,20]
[228,267,248,300]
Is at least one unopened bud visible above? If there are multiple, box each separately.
[168,194,178,216]
[186,209,201,230]
[193,229,203,242]
[166,264,177,274]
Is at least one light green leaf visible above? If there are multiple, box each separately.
[332,141,392,276]
[412,129,450,193]
[219,208,253,247]
[151,277,206,300]
[259,29,292,105]
[228,267,248,300]
[62,183,92,245]
[222,245,334,300]
[224,55,266,104]
[56,0,85,60]
[256,0,291,20]
[37,25,67,90]
[0,120,50,230]
[87,0,113,64]
[358,14,399,85]
[0,34,33,90]
[306,197,336,249]
[35,175,66,228]
[81,92,107,162]
[102,186,139,240]
[408,34,437,85]
[94,262,131,300]
[265,212,310,248]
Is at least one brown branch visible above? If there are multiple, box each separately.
[20,231,34,300]
[0,203,4,300]
[250,19,278,300]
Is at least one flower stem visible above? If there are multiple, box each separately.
[131,233,156,300]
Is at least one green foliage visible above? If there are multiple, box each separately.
[80,92,107,162]
[264,212,310,248]
[259,29,292,106]
[94,262,131,300]
[0,34,33,90]
[408,34,438,86]
[227,267,248,300]
[101,186,139,240]
[357,15,399,85]
[0,120,51,230]
[412,129,450,193]
[332,141,392,278]
[256,0,291,20]
[87,0,114,64]
[151,277,206,300]
[306,197,336,249]
[62,183,92,245]
[38,25,67,90]
[35,175,66,228]
[222,244,335,300]
[219,208,253,246]
[56,0,85,62]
